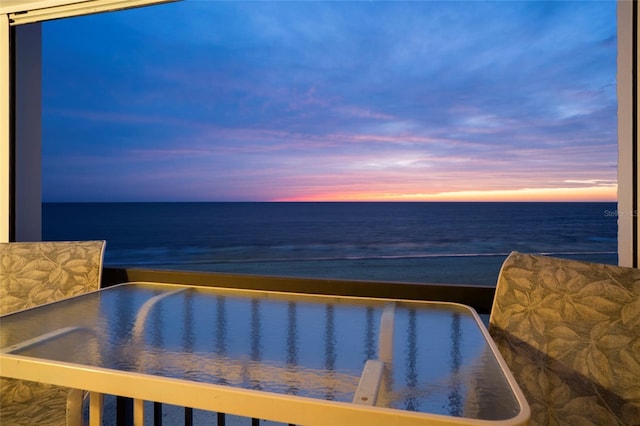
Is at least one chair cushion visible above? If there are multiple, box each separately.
[489,252,640,425]
[0,240,105,315]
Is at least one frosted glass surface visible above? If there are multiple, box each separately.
[0,283,520,420]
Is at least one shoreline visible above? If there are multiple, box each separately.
[110,252,618,287]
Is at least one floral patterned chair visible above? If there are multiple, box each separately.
[0,240,106,426]
[489,251,640,426]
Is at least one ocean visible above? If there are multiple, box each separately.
[42,202,618,286]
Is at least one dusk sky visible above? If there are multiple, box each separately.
[42,0,618,202]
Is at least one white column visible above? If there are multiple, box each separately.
[637,0,640,268]
[617,0,639,267]
[0,15,9,243]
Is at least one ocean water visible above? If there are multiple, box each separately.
[42,202,618,286]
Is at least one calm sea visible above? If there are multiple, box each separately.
[42,202,618,286]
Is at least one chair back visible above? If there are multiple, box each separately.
[489,251,640,425]
[0,240,106,315]
[0,240,106,425]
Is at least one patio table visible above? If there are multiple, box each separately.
[0,282,530,425]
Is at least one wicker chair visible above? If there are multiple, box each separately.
[0,240,106,426]
[489,251,640,426]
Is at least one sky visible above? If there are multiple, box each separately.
[42,0,618,202]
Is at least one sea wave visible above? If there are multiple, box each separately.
[106,249,618,266]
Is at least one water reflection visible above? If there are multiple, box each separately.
[448,312,462,416]
[214,295,227,385]
[182,291,194,354]
[395,306,523,419]
[250,298,262,390]
[404,309,418,411]
[151,298,164,348]
[250,299,261,361]
[364,306,375,362]
[286,302,299,395]
[324,304,336,400]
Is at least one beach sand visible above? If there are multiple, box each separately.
[159,252,617,286]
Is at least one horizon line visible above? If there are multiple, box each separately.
[42,199,618,203]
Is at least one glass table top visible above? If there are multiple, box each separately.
[0,282,523,421]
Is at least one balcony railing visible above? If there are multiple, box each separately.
[102,267,496,314]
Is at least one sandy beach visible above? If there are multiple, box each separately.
[160,252,617,287]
